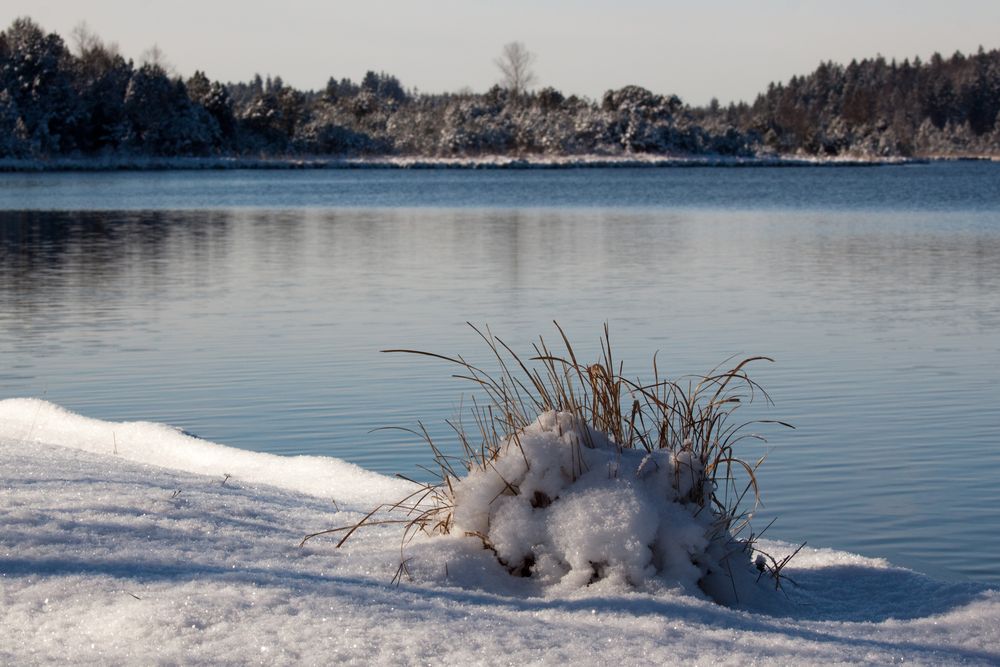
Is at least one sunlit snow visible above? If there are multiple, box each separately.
[1,398,997,664]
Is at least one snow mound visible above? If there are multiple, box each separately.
[443,411,769,604]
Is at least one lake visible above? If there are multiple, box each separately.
[1,162,998,585]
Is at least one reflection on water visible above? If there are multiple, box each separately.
[2,165,1000,587]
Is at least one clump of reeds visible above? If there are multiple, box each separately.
[303,322,794,600]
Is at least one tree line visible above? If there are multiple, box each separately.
[2,17,998,160]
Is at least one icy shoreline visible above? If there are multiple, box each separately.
[1,398,998,664]
[0,153,937,172]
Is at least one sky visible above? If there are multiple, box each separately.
[4,0,1000,105]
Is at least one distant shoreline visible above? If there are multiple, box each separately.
[5,154,990,172]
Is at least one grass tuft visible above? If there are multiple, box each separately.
[303,322,795,600]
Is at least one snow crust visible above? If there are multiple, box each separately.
[2,399,998,665]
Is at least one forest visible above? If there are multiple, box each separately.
[2,16,999,160]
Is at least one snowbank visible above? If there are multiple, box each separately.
[0,398,408,508]
[1,399,998,664]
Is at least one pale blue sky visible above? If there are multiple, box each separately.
[5,1,999,104]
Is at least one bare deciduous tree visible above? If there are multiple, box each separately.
[140,44,173,74]
[70,21,120,71]
[495,41,537,99]
[71,21,101,57]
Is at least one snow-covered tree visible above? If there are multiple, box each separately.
[70,28,132,153]
[0,90,28,157]
[123,64,217,155]
[0,17,79,155]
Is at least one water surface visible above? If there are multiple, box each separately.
[2,163,998,584]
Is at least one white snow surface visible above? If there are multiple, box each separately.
[1,398,998,665]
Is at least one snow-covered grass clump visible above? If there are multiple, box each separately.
[450,410,763,603]
[322,325,792,605]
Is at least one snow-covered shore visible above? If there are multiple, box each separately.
[0,153,930,172]
[1,398,998,665]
